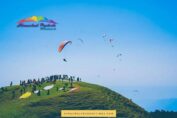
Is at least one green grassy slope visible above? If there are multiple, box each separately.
[0,81,150,118]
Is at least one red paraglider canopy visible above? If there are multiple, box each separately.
[58,40,72,53]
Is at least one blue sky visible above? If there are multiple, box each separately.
[0,0,177,111]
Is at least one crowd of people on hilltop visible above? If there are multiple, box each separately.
[19,75,81,87]
[0,75,82,99]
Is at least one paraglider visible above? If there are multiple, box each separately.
[102,33,107,38]
[63,58,67,62]
[133,90,139,93]
[58,40,72,53]
[102,33,116,47]
[77,38,84,44]
[116,53,122,58]
[116,53,122,61]
[109,38,114,47]
[102,33,107,42]
[109,38,114,43]
[58,40,72,62]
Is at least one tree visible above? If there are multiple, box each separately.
[20,80,22,86]
[1,87,4,91]
[53,78,56,84]
[77,77,79,82]
[10,81,13,86]
[56,86,59,91]
[0,87,4,93]
[47,90,50,95]
[70,78,73,88]
[150,110,177,118]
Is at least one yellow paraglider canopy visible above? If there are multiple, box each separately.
[19,92,32,99]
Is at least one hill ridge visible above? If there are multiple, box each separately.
[0,76,150,118]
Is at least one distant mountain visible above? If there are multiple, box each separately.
[0,80,150,118]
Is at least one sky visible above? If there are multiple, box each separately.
[0,0,177,111]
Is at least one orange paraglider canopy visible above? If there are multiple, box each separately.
[58,40,72,53]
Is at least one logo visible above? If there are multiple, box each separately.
[17,16,57,30]
[61,110,117,117]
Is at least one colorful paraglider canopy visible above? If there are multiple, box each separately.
[69,87,80,92]
[58,40,72,53]
[44,84,54,90]
[34,90,39,94]
[19,92,32,99]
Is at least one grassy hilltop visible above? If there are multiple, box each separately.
[0,79,150,118]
